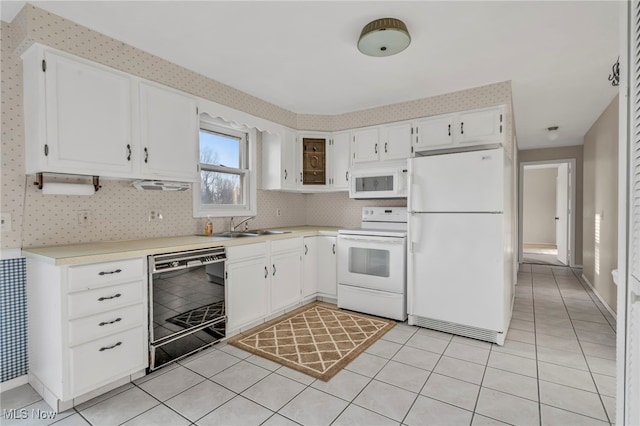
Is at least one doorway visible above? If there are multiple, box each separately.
[518,159,576,266]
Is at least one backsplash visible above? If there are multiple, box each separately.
[1,5,512,250]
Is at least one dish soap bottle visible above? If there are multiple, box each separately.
[204,217,213,236]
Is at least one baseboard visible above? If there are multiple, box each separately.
[0,375,29,392]
[580,273,617,317]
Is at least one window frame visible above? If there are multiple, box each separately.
[193,118,257,218]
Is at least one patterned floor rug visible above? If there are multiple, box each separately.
[228,302,396,381]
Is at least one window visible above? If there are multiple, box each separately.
[194,119,256,217]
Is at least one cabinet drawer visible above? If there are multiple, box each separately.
[68,281,144,319]
[68,258,144,292]
[226,242,267,262]
[68,304,145,347]
[69,326,147,397]
[270,238,301,254]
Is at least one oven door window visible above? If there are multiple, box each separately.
[348,247,390,277]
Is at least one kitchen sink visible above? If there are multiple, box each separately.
[214,231,259,238]
[253,230,291,235]
[213,230,292,238]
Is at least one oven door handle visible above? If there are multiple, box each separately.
[338,236,405,245]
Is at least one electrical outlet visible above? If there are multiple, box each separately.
[1,212,12,232]
[276,209,281,217]
[77,211,89,225]
[148,209,163,221]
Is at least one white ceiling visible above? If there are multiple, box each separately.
[1,1,620,150]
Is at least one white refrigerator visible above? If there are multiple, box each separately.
[407,147,512,345]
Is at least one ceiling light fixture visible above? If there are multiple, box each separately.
[357,18,411,57]
[547,126,559,141]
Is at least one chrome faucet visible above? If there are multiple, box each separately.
[229,216,254,232]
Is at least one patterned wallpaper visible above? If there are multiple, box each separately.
[1,5,512,250]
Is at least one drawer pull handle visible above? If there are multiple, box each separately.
[98,269,122,276]
[99,341,122,352]
[332,243,336,254]
[98,293,121,301]
[99,317,122,327]
[272,264,276,276]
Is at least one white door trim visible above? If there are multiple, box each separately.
[518,158,577,267]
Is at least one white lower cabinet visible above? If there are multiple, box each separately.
[225,238,302,334]
[225,248,270,332]
[303,236,337,299]
[26,257,147,412]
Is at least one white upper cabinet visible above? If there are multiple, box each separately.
[23,45,135,177]
[414,105,505,154]
[414,115,454,151]
[380,122,413,161]
[22,44,200,182]
[352,127,380,164]
[352,123,412,166]
[456,106,505,145]
[139,83,198,182]
[262,129,349,192]
[262,129,298,191]
[330,131,351,190]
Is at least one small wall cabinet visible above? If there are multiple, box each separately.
[300,135,327,186]
[413,106,505,153]
[351,123,412,166]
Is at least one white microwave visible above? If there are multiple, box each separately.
[349,168,407,199]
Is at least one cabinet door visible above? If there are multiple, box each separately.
[455,107,504,145]
[270,250,302,312]
[316,236,337,297]
[414,115,454,152]
[352,128,380,164]
[282,130,298,190]
[381,122,412,161]
[302,237,318,297]
[44,51,134,175]
[139,83,198,181]
[330,132,351,190]
[226,257,269,331]
[300,136,327,186]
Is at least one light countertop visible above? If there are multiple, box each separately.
[21,226,339,266]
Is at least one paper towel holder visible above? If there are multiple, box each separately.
[34,173,101,192]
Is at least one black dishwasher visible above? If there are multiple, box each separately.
[148,246,226,370]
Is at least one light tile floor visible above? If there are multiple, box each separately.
[1,264,617,425]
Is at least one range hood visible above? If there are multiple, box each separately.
[132,180,191,191]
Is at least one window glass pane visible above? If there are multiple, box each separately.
[199,130,240,168]
[200,171,242,205]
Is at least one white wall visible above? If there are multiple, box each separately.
[522,167,557,245]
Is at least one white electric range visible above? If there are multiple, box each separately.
[337,207,408,321]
